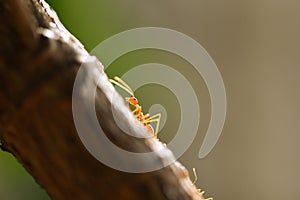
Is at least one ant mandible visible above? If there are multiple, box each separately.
[110,76,161,137]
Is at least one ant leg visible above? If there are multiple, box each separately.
[114,76,134,95]
[131,106,143,119]
[141,113,150,121]
[131,106,139,114]
[191,168,213,200]
[144,113,161,121]
[110,79,134,96]
[144,113,161,137]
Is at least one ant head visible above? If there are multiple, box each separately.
[126,97,138,106]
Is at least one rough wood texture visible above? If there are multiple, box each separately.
[0,0,210,199]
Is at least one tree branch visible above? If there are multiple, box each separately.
[0,0,210,199]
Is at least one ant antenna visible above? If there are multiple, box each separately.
[192,168,198,185]
[110,76,134,97]
[114,76,134,95]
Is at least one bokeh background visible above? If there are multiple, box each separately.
[1,0,300,199]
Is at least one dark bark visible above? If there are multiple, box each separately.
[0,0,210,199]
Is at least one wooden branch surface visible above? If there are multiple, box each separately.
[0,0,210,199]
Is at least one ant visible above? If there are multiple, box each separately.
[192,168,213,200]
[110,76,161,137]
[110,77,211,199]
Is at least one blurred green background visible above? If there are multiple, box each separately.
[1,0,300,199]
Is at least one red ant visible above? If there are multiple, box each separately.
[192,168,213,200]
[110,76,161,137]
[110,77,212,199]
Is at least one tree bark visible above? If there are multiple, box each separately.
[0,0,210,199]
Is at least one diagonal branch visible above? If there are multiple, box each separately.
[0,0,210,199]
